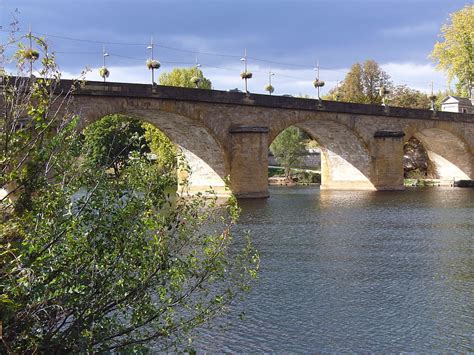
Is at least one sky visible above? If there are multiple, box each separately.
[0,0,469,96]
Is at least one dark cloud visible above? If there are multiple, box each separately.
[1,0,468,72]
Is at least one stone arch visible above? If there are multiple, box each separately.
[270,119,375,190]
[79,104,230,197]
[411,128,472,181]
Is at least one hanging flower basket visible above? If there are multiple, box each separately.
[191,76,202,85]
[99,67,110,79]
[21,48,40,61]
[313,79,325,88]
[429,95,437,101]
[146,59,161,70]
[240,71,253,79]
[264,84,274,94]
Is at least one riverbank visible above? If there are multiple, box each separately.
[404,178,474,187]
[268,167,321,186]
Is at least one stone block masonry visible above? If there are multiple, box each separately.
[12,78,471,198]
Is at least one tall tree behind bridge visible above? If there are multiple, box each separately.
[325,60,434,109]
[389,85,431,109]
[329,60,392,105]
[431,5,473,98]
[159,67,212,89]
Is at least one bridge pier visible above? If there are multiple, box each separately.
[229,126,269,198]
[372,130,406,190]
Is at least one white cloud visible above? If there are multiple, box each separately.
[381,22,439,37]
[381,62,448,92]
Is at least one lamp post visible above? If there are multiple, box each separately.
[265,70,275,95]
[379,86,390,106]
[99,46,110,82]
[313,60,325,106]
[429,81,437,111]
[191,56,202,88]
[27,24,34,77]
[379,80,390,106]
[17,25,39,78]
[334,80,341,101]
[146,36,161,85]
[240,49,252,93]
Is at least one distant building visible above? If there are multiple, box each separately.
[440,96,474,114]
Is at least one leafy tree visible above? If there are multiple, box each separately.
[143,123,177,171]
[1,31,258,353]
[82,116,177,179]
[431,5,473,98]
[159,67,212,89]
[327,60,392,104]
[389,85,431,109]
[270,127,307,178]
[82,114,148,177]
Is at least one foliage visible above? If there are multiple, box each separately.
[143,122,177,171]
[270,127,307,178]
[1,153,258,353]
[159,67,211,89]
[82,114,149,177]
[405,169,427,180]
[327,60,392,104]
[1,31,258,353]
[389,85,431,109]
[294,171,321,184]
[268,167,285,177]
[1,33,73,213]
[431,5,474,98]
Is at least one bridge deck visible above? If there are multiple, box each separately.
[52,79,474,123]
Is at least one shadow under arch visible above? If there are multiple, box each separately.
[412,128,472,181]
[106,108,230,197]
[270,119,376,190]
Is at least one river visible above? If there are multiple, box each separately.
[194,186,474,352]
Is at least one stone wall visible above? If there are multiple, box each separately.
[43,79,474,197]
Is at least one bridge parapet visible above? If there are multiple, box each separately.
[49,79,474,123]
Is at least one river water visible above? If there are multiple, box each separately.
[194,186,474,352]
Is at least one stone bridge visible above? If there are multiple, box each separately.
[62,80,473,198]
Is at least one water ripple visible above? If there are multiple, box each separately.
[193,187,474,353]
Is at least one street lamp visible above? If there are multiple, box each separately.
[25,25,39,77]
[191,56,202,88]
[313,60,325,106]
[334,80,341,101]
[379,85,390,106]
[146,36,161,85]
[99,45,110,82]
[264,70,275,95]
[240,49,252,93]
[429,81,437,111]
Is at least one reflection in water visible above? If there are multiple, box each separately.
[193,186,474,352]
